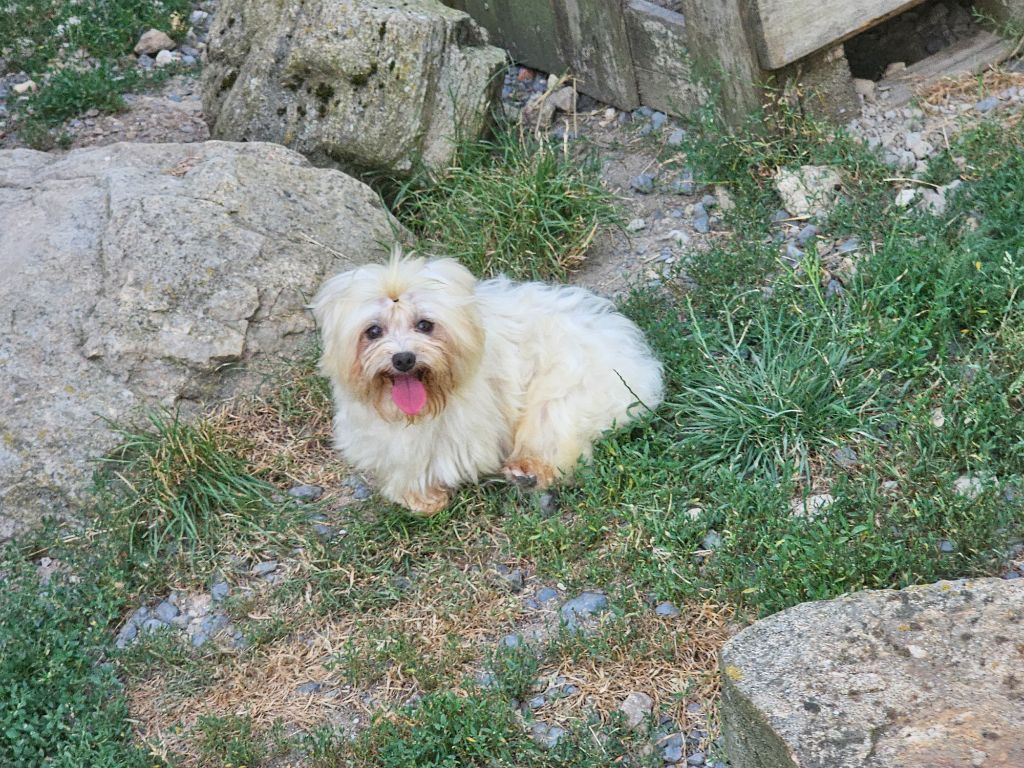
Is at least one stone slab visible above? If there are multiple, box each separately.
[720,578,1024,768]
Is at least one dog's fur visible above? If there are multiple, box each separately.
[312,250,664,514]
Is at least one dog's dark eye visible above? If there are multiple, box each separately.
[415,319,434,334]
[365,325,383,340]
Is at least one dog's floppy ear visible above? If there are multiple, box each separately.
[311,267,364,386]
[310,268,357,329]
[420,257,478,295]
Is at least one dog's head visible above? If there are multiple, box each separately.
[312,247,484,421]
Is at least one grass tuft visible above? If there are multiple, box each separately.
[667,302,879,480]
[392,124,618,281]
[101,410,295,564]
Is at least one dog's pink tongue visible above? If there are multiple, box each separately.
[392,374,427,416]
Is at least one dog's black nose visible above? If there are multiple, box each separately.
[392,352,416,372]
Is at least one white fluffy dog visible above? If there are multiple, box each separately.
[312,249,663,515]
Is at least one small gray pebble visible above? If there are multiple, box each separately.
[210,580,229,601]
[687,752,706,766]
[539,491,559,515]
[351,479,372,500]
[154,600,178,622]
[651,111,667,130]
[529,695,546,708]
[797,224,818,243]
[939,539,956,553]
[288,484,323,502]
[199,613,229,635]
[116,622,138,645]
[685,702,702,715]
[561,684,580,696]
[295,681,325,694]
[635,106,654,118]
[975,95,999,113]
[832,446,858,468]
[667,128,686,146]
[693,215,710,234]
[191,631,209,647]
[662,733,684,763]
[771,209,790,223]
[313,523,336,539]
[692,202,706,218]
[701,194,717,208]
[141,618,166,633]
[537,586,559,603]
[655,601,681,617]
[836,237,860,254]
[785,242,804,264]
[826,279,845,298]
[670,208,684,218]
[251,560,278,577]
[560,591,609,628]
[524,598,541,609]
[631,173,656,194]
[531,723,567,750]
[702,531,722,550]
[501,633,523,649]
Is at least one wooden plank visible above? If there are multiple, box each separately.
[625,0,704,116]
[552,0,640,109]
[679,0,765,123]
[878,30,1015,105]
[442,0,564,75]
[443,0,638,110]
[749,0,927,70]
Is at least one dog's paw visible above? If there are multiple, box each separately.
[401,486,450,516]
[502,458,556,490]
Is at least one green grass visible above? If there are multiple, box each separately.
[316,689,648,768]
[667,301,879,480]
[3,98,1024,767]
[502,107,1024,616]
[194,714,292,767]
[99,409,306,588]
[0,548,152,768]
[484,640,542,701]
[1,0,192,141]
[392,124,618,281]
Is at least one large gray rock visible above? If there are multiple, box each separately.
[720,578,1024,768]
[201,0,507,176]
[0,141,397,538]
